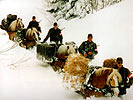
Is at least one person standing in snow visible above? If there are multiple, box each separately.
[114,57,133,96]
[78,34,98,59]
[43,22,63,45]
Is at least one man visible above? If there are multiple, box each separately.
[27,16,42,32]
[27,16,42,40]
[114,57,133,96]
[43,22,63,44]
[78,34,98,59]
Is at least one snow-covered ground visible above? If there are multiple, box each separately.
[0,0,133,100]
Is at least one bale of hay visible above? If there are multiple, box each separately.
[103,58,116,68]
[63,54,89,90]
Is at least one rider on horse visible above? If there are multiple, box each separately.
[43,22,63,45]
[78,34,98,60]
[27,16,41,33]
[114,57,133,96]
[27,16,41,40]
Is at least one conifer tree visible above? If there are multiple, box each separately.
[45,0,122,20]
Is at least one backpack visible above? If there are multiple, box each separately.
[1,18,8,30]
[7,14,17,26]
[7,14,17,22]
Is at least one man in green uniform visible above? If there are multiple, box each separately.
[79,34,98,59]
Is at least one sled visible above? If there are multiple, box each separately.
[37,43,57,62]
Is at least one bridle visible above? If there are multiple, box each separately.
[109,79,119,89]
[16,19,23,30]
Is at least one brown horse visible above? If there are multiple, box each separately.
[81,67,122,97]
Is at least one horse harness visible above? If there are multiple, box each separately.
[109,80,119,89]
[82,66,114,96]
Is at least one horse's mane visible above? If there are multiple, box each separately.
[26,27,39,41]
[26,28,38,36]
[106,69,122,85]
[9,20,17,31]
[95,67,112,76]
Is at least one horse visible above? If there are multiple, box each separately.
[50,42,77,72]
[8,18,24,40]
[21,27,39,49]
[81,67,122,97]
[56,44,76,60]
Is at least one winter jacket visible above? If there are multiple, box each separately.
[78,40,98,59]
[43,28,63,44]
[27,20,41,32]
[114,66,133,95]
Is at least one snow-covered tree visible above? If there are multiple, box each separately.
[44,0,123,20]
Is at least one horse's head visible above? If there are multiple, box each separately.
[17,18,24,29]
[106,69,122,96]
[8,18,24,32]
[67,45,76,55]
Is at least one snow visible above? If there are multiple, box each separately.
[0,0,133,100]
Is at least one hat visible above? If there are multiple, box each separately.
[53,22,57,26]
[116,57,123,64]
[32,16,36,19]
[88,34,93,38]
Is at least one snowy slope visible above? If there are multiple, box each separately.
[0,0,133,100]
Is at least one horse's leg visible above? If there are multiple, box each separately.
[8,32,16,41]
[12,32,16,41]
[26,41,35,49]
[84,89,104,97]
[7,32,12,40]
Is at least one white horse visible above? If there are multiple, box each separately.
[57,42,77,60]
[8,18,24,40]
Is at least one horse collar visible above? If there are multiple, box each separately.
[83,83,113,96]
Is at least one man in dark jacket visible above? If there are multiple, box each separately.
[43,22,63,44]
[27,16,42,33]
[78,34,98,59]
[114,57,133,96]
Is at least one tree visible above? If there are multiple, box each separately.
[44,0,123,20]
